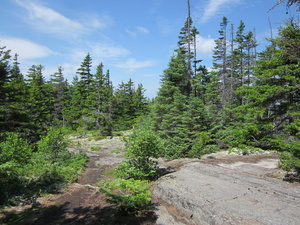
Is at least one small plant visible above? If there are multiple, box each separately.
[92,136,106,141]
[90,146,102,151]
[115,122,163,180]
[279,141,300,175]
[99,178,151,212]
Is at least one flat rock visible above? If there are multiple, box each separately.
[153,162,300,225]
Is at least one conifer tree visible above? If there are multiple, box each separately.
[25,65,52,140]
[64,75,83,129]
[237,21,300,153]
[0,46,11,131]
[213,17,230,105]
[50,66,67,126]
[92,63,113,135]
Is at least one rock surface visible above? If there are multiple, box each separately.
[153,159,300,225]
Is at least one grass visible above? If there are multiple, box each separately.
[90,146,102,151]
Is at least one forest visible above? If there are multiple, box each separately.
[0,0,299,208]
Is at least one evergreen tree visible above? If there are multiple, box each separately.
[76,53,93,91]
[0,46,11,132]
[212,17,230,105]
[0,49,29,137]
[25,65,52,140]
[92,63,113,135]
[50,66,67,126]
[64,75,83,129]
[237,21,300,155]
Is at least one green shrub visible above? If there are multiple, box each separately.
[0,133,33,166]
[115,123,163,180]
[37,127,70,163]
[0,128,88,205]
[99,178,151,212]
[0,133,34,204]
[188,132,216,157]
[279,141,300,174]
[90,146,102,151]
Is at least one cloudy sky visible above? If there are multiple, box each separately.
[0,0,297,98]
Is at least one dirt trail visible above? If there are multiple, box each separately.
[1,134,156,225]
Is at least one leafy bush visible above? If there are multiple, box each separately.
[279,141,300,174]
[115,122,163,180]
[0,128,88,205]
[0,133,34,204]
[0,133,33,166]
[37,127,70,163]
[90,146,102,151]
[188,132,217,157]
[99,178,151,212]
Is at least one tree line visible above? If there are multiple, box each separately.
[147,16,300,174]
[0,51,148,142]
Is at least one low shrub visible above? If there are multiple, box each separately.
[99,178,151,212]
[115,122,163,180]
[90,146,102,151]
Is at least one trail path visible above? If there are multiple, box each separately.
[2,134,156,225]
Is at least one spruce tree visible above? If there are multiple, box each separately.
[237,21,300,155]
[25,65,52,140]
[50,66,67,126]
[92,63,113,135]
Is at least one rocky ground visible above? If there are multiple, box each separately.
[154,152,300,225]
[1,135,299,225]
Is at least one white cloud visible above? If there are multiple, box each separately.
[137,26,150,34]
[89,43,131,59]
[115,58,156,74]
[200,0,241,23]
[195,35,215,55]
[15,0,83,36]
[125,26,150,37]
[14,0,113,38]
[125,29,137,37]
[0,37,55,60]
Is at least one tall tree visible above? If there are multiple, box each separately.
[25,65,52,140]
[237,21,300,152]
[50,66,66,126]
[212,17,230,105]
[92,63,113,135]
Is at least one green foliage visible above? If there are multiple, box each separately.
[279,150,300,174]
[278,141,300,173]
[37,127,70,163]
[0,133,33,203]
[115,121,163,180]
[188,132,218,157]
[90,146,102,151]
[0,133,33,165]
[99,178,151,212]
[0,129,88,205]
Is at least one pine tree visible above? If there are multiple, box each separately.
[25,65,52,140]
[50,66,66,126]
[64,75,83,129]
[237,21,300,153]
[92,63,113,135]
[0,46,11,131]
[74,54,95,130]
[0,49,28,135]
[212,17,230,105]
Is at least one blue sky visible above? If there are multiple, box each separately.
[0,0,297,98]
